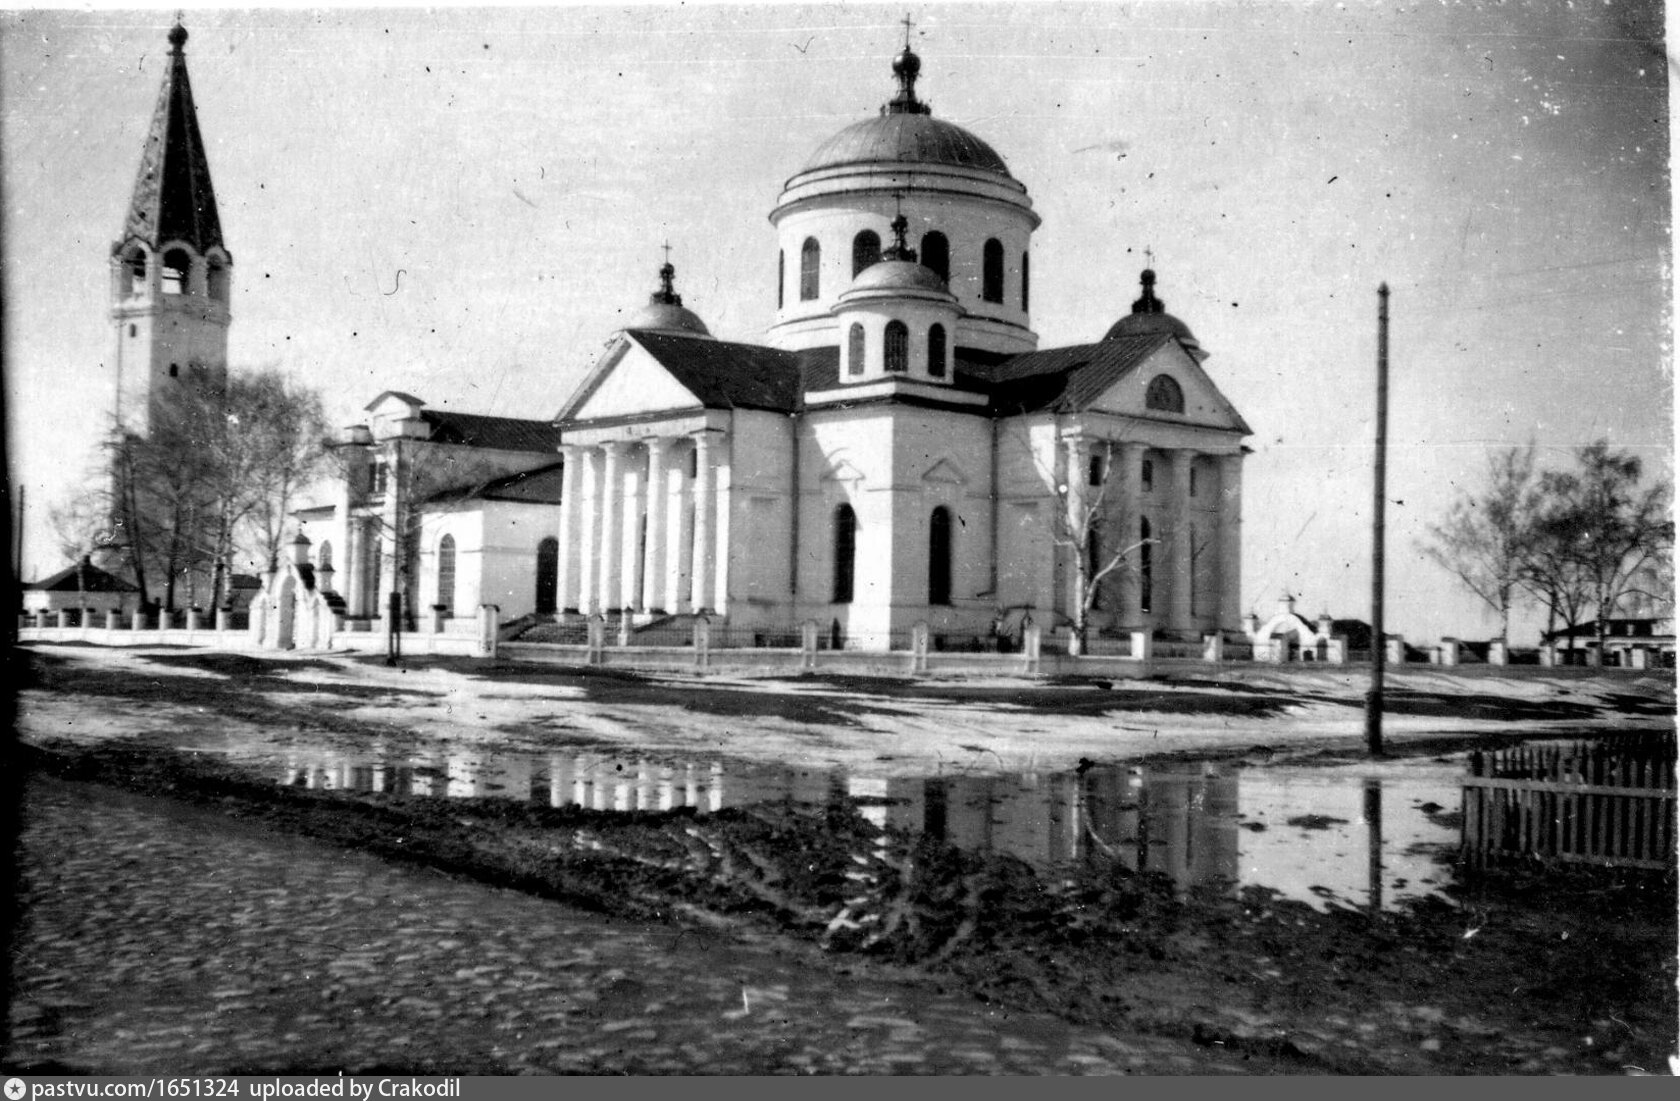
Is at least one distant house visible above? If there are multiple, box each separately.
[1542,615,1676,668]
[22,556,142,616]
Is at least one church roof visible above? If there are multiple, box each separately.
[27,558,140,593]
[423,461,567,506]
[419,409,567,453]
[979,333,1175,414]
[119,24,223,255]
[629,331,806,412]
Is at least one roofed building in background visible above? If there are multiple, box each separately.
[22,556,143,616]
[289,31,1252,648]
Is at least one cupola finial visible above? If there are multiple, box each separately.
[1132,263,1164,315]
[886,14,931,116]
[652,242,682,306]
[881,195,918,263]
[168,13,187,53]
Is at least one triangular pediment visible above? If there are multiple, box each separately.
[1087,343,1250,434]
[920,457,968,486]
[557,337,705,423]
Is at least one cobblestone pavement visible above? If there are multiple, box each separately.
[7,777,1253,1075]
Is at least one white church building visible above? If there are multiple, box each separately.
[112,24,1252,651]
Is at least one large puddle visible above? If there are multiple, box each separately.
[255,739,1466,913]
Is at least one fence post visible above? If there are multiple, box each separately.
[1202,633,1224,663]
[1130,630,1153,662]
[586,614,606,665]
[1539,643,1558,667]
[56,609,69,631]
[1440,638,1460,666]
[107,609,122,635]
[1326,637,1347,664]
[694,615,711,673]
[478,604,499,658]
[1022,622,1042,676]
[1487,639,1508,666]
[618,610,633,647]
[1628,646,1649,670]
[801,619,819,671]
[1385,637,1406,665]
[911,621,930,675]
[132,609,147,635]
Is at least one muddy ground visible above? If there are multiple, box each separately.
[8,644,1678,1074]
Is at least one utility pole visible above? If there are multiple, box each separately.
[1365,283,1390,756]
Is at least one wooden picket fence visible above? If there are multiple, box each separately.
[1462,733,1677,870]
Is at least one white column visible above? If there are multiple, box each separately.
[642,438,670,613]
[576,448,601,614]
[1218,452,1244,631]
[690,432,716,613]
[619,445,645,612]
[556,445,583,613]
[711,432,732,617]
[1115,443,1145,628]
[1167,449,1195,631]
[598,441,625,612]
[666,441,693,613]
[1062,436,1089,621]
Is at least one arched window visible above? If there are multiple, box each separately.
[535,537,559,614]
[800,237,821,301]
[852,230,881,277]
[1145,374,1185,413]
[927,323,946,378]
[161,248,190,296]
[847,323,866,377]
[777,250,785,308]
[207,257,229,303]
[928,506,952,606]
[436,534,456,615]
[832,504,857,604]
[921,232,949,283]
[1021,250,1030,311]
[884,320,909,373]
[127,249,148,296]
[168,363,180,378]
[981,238,1004,303]
[1139,517,1153,614]
[317,540,333,573]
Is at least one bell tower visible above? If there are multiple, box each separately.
[109,21,231,438]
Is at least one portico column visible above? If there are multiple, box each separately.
[598,441,625,613]
[642,438,670,613]
[1218,452,1245,631]
[556,445,583,613]
[619,446,646,612]
[690,432,716,614]
[711,433,732,617]
[576,447,601,614]
[1062,436,1090,622]
[1167,449,1196,631]
[1115,443,1146,628]
[666,441,694,613]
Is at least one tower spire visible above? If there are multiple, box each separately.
[121,19,223,254]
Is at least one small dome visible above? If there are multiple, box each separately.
[849,259,949,295]
[624,301,711,337]
[622,259,712,338]
[804,113,1012,176]
[1103,268,1199,348]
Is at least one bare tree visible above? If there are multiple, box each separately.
[1036,437,1152,654]
[1527,440,1673,655]
[1418,443,1536,641]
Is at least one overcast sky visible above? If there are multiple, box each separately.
[4,0,1671,643]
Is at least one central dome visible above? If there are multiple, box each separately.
[803,113,1013,177]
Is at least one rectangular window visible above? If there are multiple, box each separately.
[1141,459,1154,492]
[1189,466,1198,497]
[1088,454,1103,487]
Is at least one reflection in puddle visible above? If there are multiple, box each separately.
[278,746,1461,912]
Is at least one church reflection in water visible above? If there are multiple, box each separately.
[280,749,1244,894]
